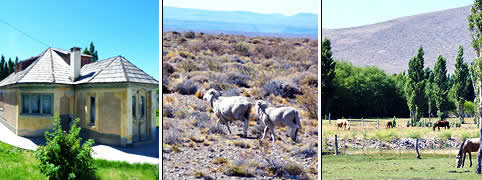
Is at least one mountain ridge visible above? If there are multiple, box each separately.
[322,5,475,74]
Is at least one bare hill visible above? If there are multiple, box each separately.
[322,5,475,74]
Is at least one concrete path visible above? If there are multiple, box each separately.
[0,123,159,164]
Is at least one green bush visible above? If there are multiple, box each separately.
[439,131,452,140]
[35,116,96,179]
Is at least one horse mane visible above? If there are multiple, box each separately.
[458,139,466,156]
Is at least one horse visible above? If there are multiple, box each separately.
[457,138,480,168]
[386,121,393,128]
[336,119,350,130]
[433,120,450,131]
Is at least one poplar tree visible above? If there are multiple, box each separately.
[453,46,469,124]
[405,46,426,125]
[434,55,449,121]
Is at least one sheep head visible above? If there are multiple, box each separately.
[203,89,220,108]
[255,100,269,118]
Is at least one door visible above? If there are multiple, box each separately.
[132,90,149,143]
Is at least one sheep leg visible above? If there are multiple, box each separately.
[291,127,298,142]
[270,127,276,144]
[261,126,269,140]
[225,121,232,135]
[240,116,249,138]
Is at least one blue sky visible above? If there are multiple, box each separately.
[322,0,474,29]
[163,0,318,16]
[0,0,159,79]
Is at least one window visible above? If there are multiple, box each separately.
[132,96,136,118]
[90,97,95,125]
[21,94,53,115]
[140,96,145,118]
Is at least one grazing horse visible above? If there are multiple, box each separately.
[433,120,450,131]
[336,119,350,130]
[457,138,480,168]
[386,121,393,128]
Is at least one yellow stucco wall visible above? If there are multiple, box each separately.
[16,85,74,136]
[0,88,18,131]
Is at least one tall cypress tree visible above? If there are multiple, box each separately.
[434,55,449,121]
[453,46,469,124]
[321,38,336,118]
[405,46,426,124]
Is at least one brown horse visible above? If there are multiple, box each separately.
[457,138,480,168]
[386,121,393,128]
[433,120,450,131]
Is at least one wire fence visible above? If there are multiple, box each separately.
[322,134,462,159]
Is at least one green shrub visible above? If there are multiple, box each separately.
[439,131,452,140]
[406,120,410,127]
[392,116,397,128]
[35,116,96,179]
[407,130,421,139]
[184,31,196,39]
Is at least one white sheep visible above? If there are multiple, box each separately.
[203,89,252,137]
[255,100,302,143]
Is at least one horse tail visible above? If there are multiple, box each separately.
[458,139,466,157]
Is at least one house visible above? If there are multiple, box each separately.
[0,47,158,147]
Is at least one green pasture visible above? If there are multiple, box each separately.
[322,153,482,179]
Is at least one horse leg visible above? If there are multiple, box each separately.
[470,152,472,167]
[463,152,466,168]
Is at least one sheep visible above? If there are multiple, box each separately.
[255,100,302,143]
[203,89,252,137]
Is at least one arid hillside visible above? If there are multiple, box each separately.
[162,31,318,179]
[323,5,475,74]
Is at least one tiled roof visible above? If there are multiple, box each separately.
[0,47,158,87]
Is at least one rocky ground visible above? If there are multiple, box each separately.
[162,93,318,179]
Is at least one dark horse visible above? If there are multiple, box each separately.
[432,120,450,131]
[457,138,480,168]
[386,121,393,128]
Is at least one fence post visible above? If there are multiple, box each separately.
[424,119,426,127]
[362,117,364,127]
[329,113,331,124]
[377,119,379,129]
[433,138,435,157]
[334,134,338,155]
[416,138,421,159]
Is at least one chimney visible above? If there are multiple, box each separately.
[70,47,81,81]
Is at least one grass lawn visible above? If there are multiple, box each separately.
[0,142,158,179]
[156,108,159,127]
[322,153,482,179]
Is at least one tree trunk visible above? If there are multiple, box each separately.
[416,138,421,159]
[329,113,331,124]
[477,80,482,174]
[334,134,339,155]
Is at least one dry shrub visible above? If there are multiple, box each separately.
[232,42,250,56]
[163,105,175,118]
[212,157,228,164]
[223,87,240,97]
[172,79,199,95]
[296,86,317,119]
[179,60,199,72]
[190,112,211,128]
[262,80,301,98]
[184,31,196,39]
[164,128,183,145]
[232,140,251,148]
[207,40,224,55]
[178,51,195,59]
[163,62,175,75]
